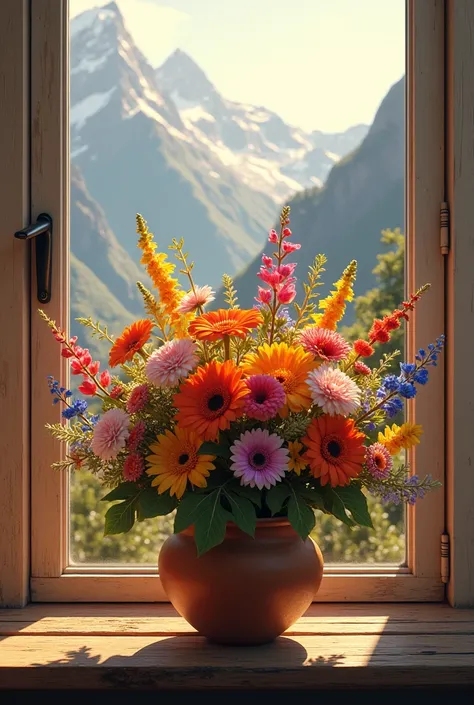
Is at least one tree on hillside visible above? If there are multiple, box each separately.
[342,227,404,360]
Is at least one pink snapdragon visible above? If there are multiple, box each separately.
[277,282,297,304]
[282,241,301,254]
[268,229,278,243]
[257,267,282,288]
[262,254,273,268]
[278,262,297,279]
[282,227,292,238]
[256,287,272,304]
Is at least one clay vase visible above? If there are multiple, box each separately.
[158,517,324,645]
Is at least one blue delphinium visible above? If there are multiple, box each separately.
[62,399,88,420]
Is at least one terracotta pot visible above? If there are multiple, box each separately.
[158,518,324,645]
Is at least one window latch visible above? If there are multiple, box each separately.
[14,213,53,303]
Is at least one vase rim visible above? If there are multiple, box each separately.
[178,516,291,537]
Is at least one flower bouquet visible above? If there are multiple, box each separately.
[41,206,443,645]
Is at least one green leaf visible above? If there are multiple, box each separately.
[299,486,325,510]
[333,484,374,529]
[193,494,232,556]
[230,483,262,508]
[223,490,256,537]
[197,441,231,460]
[104,499,135,535]
[287,493,316,540]
[174,491,214,533]
[266,483,291,516]
[323,488,355,528]
[101,482,139,502]
[137,487,177,521]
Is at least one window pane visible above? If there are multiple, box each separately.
[68,0,406,565]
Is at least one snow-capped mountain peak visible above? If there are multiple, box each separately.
[156,49,368,201]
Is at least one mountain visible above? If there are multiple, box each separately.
[71,164,145,314]
[157,49,368,202]
[227,78,405,319]
[70,2,275,290]
[70,164,142,359]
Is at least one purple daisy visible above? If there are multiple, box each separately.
[230,429,289,490]
[243,374,286,421]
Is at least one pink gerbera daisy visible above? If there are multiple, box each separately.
[298,327,351,361]
[123,453,145,481]
[126,384,149,414]
[230,429,289,489]
[243,374,286,421]
[91,408,130,461]
[127,420,146,451]
[307,363,360,416]
[146,338,198,387]
[178,285,215,314]
[365,442,393,479]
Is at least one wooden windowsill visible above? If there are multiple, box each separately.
[1,603,473,690]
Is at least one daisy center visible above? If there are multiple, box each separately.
[321,435,345,462]
[208,394,225,411]
[374,453,386,469]
[251,452,266,467]
[127,338,140,352]
[255,393,267,404]
[327,440,341,457]
[274,368,295,393]
[178,453,190,465]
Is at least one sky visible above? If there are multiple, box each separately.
[70,0,405,133]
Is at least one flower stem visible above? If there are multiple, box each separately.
[223,335,231,361]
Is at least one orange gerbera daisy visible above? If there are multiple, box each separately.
[243,342,315,417]
[174,360,247,440]
[146,427,216,499]
[188,308,263,341]
[109,319,153,367]
[302,415,366,487]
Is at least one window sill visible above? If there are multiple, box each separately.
[1,603,473,691]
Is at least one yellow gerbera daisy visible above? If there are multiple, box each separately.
[243,342,315,417]
[287,441,307,475]
[378,422,423,456]
[146,427,215,498]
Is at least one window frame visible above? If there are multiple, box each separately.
[1,0,456,606]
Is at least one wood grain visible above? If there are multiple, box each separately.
[0,0,30,608]
[445,0,474,608]
[30,0,69,579]
[30,573,444,603]
[1,633,474,690]
[1,604,473,689]
[406,0,445,583]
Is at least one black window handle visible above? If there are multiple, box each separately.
[15,213,53,303]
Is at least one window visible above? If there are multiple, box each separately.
[2,0,457,607]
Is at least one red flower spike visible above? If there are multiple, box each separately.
[88,360,100,376]
[71,359,83,375]
[78,379,97,396]
[100,370,111,387]
[353,339,375,357]
[110,385,124,399]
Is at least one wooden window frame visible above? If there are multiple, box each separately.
[4,0,473,607]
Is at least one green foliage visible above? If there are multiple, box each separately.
[102,481,178,536]
[342,228,405,359]
[287,490,316,539]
